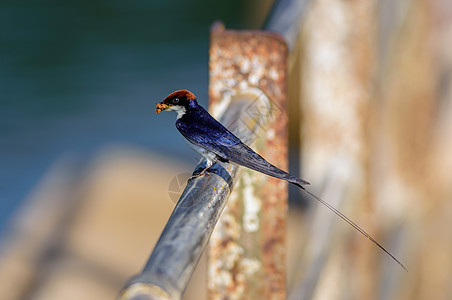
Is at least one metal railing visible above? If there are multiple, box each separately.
[118,159,236,299]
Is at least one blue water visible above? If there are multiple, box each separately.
[0,0,252,232]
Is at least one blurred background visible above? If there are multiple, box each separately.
[1,0,451,299]
[0,0,269,230]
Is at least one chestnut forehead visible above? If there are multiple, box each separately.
[163,90,196,102]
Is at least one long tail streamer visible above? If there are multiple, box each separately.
[298,186,408,272]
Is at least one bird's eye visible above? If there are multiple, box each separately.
[173,98,179,103]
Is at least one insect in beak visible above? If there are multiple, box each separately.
[155,102,170,113]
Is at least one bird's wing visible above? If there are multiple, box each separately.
[176,108,242,150]
[212,141,309,185]
[177,117,308,186]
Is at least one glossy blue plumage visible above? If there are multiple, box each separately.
[176,100,240,149]
[175,100,309,186]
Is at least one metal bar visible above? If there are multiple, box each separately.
[207,23,289,300]
[117,161,235,300]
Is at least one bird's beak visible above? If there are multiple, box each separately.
[155,102,169,113]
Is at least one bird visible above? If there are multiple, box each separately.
[155,89,407,272]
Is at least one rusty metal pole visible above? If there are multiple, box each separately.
[207,23,289,300]
[117,163,234,300]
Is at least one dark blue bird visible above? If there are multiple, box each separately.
[156,89,309,187]
[156,89,407,272]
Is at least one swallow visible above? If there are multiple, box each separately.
[156,89,407,271]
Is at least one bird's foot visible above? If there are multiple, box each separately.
[188,164,213,181]
[188,165,212,182]
[188,173,202,182]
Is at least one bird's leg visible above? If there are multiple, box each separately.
[189,159,215,181]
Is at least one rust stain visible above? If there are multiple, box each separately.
[207,22,288,300]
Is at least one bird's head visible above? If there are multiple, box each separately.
[155,90,197,118]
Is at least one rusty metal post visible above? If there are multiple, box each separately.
[207,23,289,299]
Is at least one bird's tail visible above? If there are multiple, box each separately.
[295,183,408,272]
[287,176,310,187]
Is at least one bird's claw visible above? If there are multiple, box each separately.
[188,173,204,182]
[188,165,212,182]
